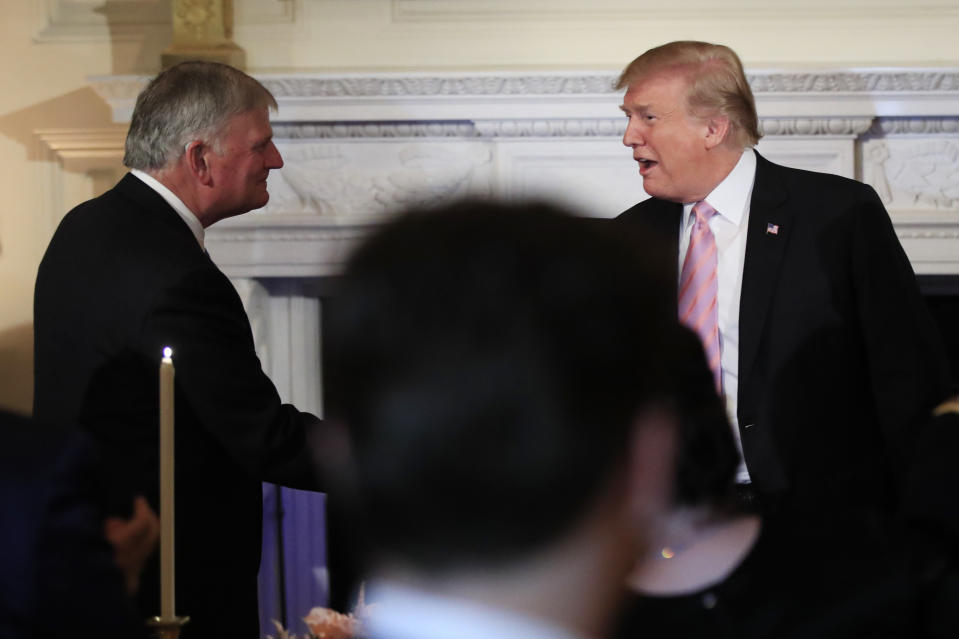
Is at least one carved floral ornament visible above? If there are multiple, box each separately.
[864,139,959,210]
[90,69,959,100]
[171,0,231,45]
[257,71,959,98]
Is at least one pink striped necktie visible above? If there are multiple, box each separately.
[679,200,722,394]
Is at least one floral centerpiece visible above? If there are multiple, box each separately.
[267,587,374,639]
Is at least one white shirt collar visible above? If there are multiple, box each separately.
[682,148,756,225]
[364,580,586,639]
[130,169,205,249]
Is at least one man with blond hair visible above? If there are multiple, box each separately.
[616,41,949,589]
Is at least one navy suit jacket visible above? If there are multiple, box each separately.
[618,152,951,514]
[0,411,142,638]
[33,174,322,638]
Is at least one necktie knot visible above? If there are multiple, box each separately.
[692,200,717,226]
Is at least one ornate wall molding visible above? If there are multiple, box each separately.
[259,74,618,98]
[81,69,959,274]
[35,127,128,172]
[276,117,888,140]
[747,70,959,93]
[759,118,874,137]
[862,138,959,211]
[91,68,959,123]
[473,119,623,137]
[34,127,127,257]
[89,69,959,101]
[272,122,476,139]
[869,117,959,136]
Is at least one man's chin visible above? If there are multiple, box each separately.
[641,178,664,200]
[249,192,270,212]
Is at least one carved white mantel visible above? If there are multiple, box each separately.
[84,68,959,277]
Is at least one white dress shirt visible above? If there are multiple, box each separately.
[364,580,585,639]
[677,149,757,483]
[130,169,206,250]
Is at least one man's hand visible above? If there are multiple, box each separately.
[103,495,160,594]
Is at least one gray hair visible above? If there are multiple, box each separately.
[123,61,278,171]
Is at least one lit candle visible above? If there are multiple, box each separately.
[159,346,176,619]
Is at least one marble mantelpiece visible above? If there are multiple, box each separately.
[85,68,959,277]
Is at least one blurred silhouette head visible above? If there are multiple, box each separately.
[326,199,685,575]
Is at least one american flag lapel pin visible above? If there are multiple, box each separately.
[766,222,780,235]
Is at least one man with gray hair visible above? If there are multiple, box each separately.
[34,61,325,637]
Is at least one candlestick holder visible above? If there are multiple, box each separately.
[147,615,190,639]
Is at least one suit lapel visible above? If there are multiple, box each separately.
[738,153,794,390]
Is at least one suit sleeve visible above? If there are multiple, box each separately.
[850,184,952,477]
[142,264,322,490]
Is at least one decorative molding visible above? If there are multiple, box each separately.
[272,122,476,139]
[206,219,373,278]
[897,228,959,239]
[35,128,128,172]
[862,139,959,210]
[869,117,959,136]
[262,141,492,216]
[474,119,624,137]
[275,119,627,139]
[34,127,127,258]
[76,69,959,275]
[211,226,373,244]
[269,71,959,99]
[748,70,959,93]
[90,69,959,124]
[892,213,959,275]
[258,74,619,98]
[759,118,874,137]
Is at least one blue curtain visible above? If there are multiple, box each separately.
[259,484,328,637]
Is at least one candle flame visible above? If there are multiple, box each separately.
[163,346,173,359]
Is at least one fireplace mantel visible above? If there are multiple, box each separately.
[86,69,959,276]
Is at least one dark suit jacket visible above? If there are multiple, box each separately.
[33,174,322,638]
[618,152,951,515]
[0,410,143,639]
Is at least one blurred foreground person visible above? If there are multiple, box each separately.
[0,410,153,638]
[324,200,685,639]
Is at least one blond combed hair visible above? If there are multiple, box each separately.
[616,41,761,148]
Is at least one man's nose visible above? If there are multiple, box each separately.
[623,121,643,148]
[266,141,284,169]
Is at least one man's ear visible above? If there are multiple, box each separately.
[704,115,732,151]
[184,140,214,186]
